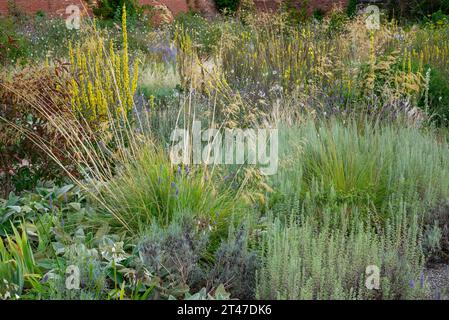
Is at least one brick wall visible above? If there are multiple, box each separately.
[0,0,90,17]
[0,0,190,16]
[0,0,349,17]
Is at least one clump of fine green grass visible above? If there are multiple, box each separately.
[101,142,246,234]
[270,119,449,225]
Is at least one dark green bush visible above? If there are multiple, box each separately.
[280,0,310,25]
[93,0,142,21]
[174,12,222,56]
[325,8,349,35]
[346,0,358,18]
[312,8,325,21]
[214,0,241,13]
[387,0,449,19]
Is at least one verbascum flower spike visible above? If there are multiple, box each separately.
[122,4,132,110]
[131,59,139,96]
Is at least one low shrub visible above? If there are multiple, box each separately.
[207,225,259,299]
[257,207,427,300]
[136,217,258,299]
[423,202,449,264]
[136,217,209,298]
[0,66,76,197]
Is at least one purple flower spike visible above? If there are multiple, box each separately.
[420,273,425,288]
[185,166,190,176]
[177,166,182,176]
[409,279,415,289]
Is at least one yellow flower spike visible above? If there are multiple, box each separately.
[87,80,97,117]
[109,40,115,67]
[114,53,125,111]
[131,59,139,96]
[94,55,101,76]
[149,95,155,110]
[97,39,104,61]
[70,79,81,111]
[69,42,75,68]
[408,53,412,74]
[402,50,407,72]
[96,87,104,117]
[121,4,132,110]
[81,53,88,76]
[76,44,82,70]
[105,71,112,102]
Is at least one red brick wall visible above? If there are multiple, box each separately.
[0,0,348,17]
[0,0,90,17]
[0,0,190,16]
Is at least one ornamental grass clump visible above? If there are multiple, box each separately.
[101,141,246,234]
[271,119,449,226]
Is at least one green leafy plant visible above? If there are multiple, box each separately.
[0,224,40,299]
[170,284,231,300]
[93,0,143,21]
[419,66,449,126]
